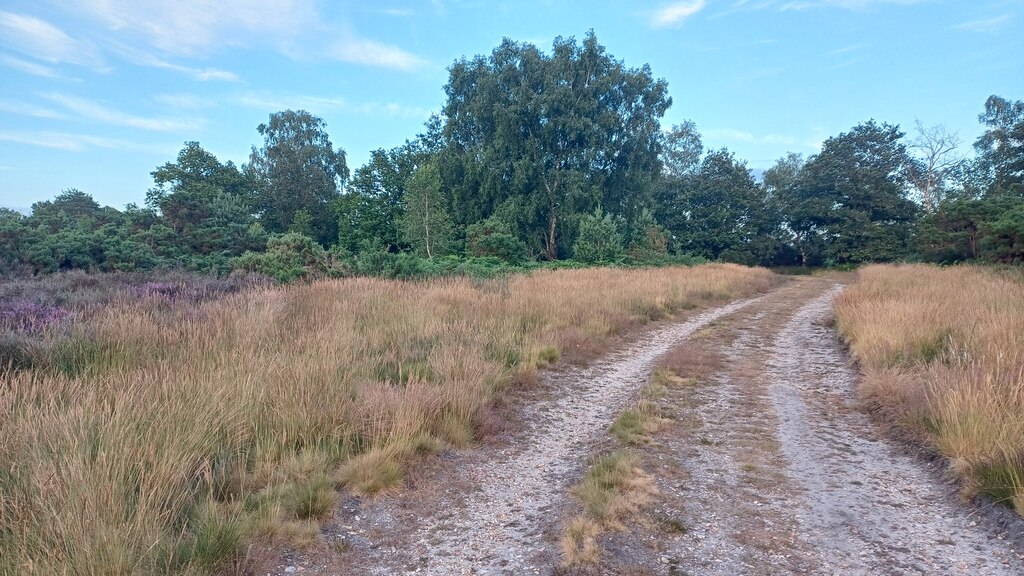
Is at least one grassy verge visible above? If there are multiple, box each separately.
[0,263,771,574]
[559,451,658,566]
[834,264,1024,514]
[559,364,697,568]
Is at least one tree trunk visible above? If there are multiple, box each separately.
[546,207,558,260]
[423,186,432,259]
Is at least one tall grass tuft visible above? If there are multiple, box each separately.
[0,264,770,574]
[834,264,1024,513]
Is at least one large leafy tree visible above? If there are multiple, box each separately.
[247,110,349,245]
[147,142,263,258]
[670,149,783,265]
[915,96,1024,264]
[337,139,431,254]
[441,31,671,259]
[782,121,918,265]
[974,95,1024,197]
[653,121,703,242]
[400,161,453,259]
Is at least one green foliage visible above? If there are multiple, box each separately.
[916,196,1024,264]
[400,161,454,259]
[231,233,345,282]
[573,208,624,264]
[974,96,1024,197]
[186,505,244,569]
[465,217,529,264]
[779,121,918,265]
[441,31,670,259]
[352,251,514,280]
[247,110,348,245]
[659,149,786,266]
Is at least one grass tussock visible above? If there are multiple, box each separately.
[609,402,667,445]
[0,264,770,574]
[834,264,1024,513]
[560,451,658,567]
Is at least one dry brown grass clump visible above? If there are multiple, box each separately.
[0,264,770,574]
[834,264,1024,513]
[559,451,658,567]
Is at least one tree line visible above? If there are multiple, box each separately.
[1,32,1022,280]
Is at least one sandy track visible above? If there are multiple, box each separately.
[271,277,1024,575]
[768,287,1024,575]
[572,277,1024,575]
[274,294,768,575]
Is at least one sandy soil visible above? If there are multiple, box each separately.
[264,276,1024,576]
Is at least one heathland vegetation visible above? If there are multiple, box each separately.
[835,264,1024,514]
[1,29,1023,575]
[0,264,771,574]
[1,33,1022,280]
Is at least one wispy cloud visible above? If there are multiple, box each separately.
[0,53,77,79]
[62,0,427,71]
[703,127,823,149]
[0,99,65,119]
[329,38,427,71]
[237,92,433,119]
[652,0,708,27]
[69,0,314,57]
[43,93,202,132]
[0,130,174,153]
[0,11,101,68]
[109,45,241,81]
[955,14,1011,33]
[778,0,923,10]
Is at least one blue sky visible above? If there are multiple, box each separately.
[1,0,1021,210]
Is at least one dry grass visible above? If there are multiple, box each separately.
[0,264,770,574]
[560,451,658,567]
[609,402,667,445]
[834,264,1024,513]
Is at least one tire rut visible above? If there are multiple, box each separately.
[768,286,1024,575]
[582,277,1024,576]
[271,278,1024,575]
[289,294,769,575]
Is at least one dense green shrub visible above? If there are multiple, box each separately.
[573,209,625,264]
[230,233,346,282]
[465,218,529,265]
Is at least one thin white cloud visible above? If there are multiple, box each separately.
[329,37,427,70]
[778,0,923,10]
[0,99,65,119]
[71,0,314,57]
[0,53,73,79]
[63,0,427,71]
[704,127,821,148]
[0,11,101,67]
[0,130,174,153]
[237,92,433,119]
[955,14,1011,33]
[102,42,240,81]
[42,93,202,132]
[652,0,708,27]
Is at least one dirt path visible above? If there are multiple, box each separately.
[271,276,1024,575]
[767,286,1023,575]
[272,294,769,575]
[593,276,1024,575]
